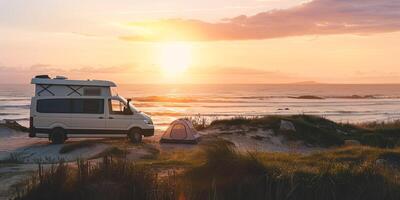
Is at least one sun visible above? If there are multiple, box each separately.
[158,42,192,76]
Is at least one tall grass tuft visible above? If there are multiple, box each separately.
[185,114,212,130]
[182,140,268,200]
[11,135,400,200]
[179,141,400,200]
[12,157,178,200]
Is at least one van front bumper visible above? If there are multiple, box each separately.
[142,128,154,137]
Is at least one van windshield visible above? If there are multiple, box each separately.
[118,96,138,112]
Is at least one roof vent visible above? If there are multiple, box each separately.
[54,76,68,80]
[35,75,50,79]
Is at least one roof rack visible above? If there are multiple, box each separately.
[31,75,116,97]
[31,76,116,87]
[35,75,51,79]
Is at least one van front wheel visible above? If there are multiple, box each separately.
[128,128,143,143]
[50,128,66,144]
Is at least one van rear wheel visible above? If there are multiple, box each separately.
[51,128,66,144]
[128,128,142,143]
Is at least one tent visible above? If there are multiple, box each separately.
[160,119,201,144]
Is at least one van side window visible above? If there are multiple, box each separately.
[37,99,71,113]
[84,88,101,96]
[37,99,104,114]
[72,99,104,114]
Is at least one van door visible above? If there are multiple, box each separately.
[105,98,133,131]
[67,99,106,131]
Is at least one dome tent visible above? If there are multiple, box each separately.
[160,119,201,144]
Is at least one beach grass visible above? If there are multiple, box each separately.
[12,140,400,200]
[181,141,400,200]
[199,115,400,148]
[12,157,177,200]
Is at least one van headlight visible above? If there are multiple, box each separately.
[144,119,153,125]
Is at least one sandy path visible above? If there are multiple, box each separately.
[0,128,111,163]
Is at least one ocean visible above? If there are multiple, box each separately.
[1,84,400,130]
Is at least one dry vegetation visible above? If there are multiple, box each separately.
[11,140,400,200]
[8,115,400,200]
[190,115,400,148]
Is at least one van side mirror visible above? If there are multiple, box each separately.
[125,98,133,115]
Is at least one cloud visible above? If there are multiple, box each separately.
[30,64,68,73]
[0,63,156,75]
[188,66,282,75]
[120,0,400,41]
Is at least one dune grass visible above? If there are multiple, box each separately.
[207,115,351,147]
[202,115,400,148]
[359,120,400,130]
[12,157,177,200]
[13,140,400,200]
[353,120,400,148]
[181,141,400,200]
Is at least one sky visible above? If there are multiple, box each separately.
[0,0,400,84]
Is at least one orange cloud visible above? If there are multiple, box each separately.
[120,0,400,41]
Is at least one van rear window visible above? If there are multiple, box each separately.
[37,99,104,114]
[84,88,101,96]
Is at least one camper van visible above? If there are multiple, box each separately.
[29,75,154,144]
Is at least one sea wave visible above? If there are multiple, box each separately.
[146,111,185,117]
[132,95,400,104]
[146,111,268,117]
[0,98,30,102]
[329,95,378,99]
[134,102,192,108]
[132,96,248,103]
[0,113,19,116]
[0,105,30,109]
[198,94,400,100]
[8,117,29,121]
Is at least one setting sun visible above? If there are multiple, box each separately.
[158,43,192,76]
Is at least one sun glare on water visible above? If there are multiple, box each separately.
[158,42,192,77]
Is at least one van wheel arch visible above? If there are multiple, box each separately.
[128,127,143,143]
[50,127,67,144]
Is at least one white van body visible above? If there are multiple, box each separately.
[29,76,154,143]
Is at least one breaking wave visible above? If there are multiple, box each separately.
[132,96,248,103]
[0,105,30,109]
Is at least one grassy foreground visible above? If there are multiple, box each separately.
[11,140,400,200]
